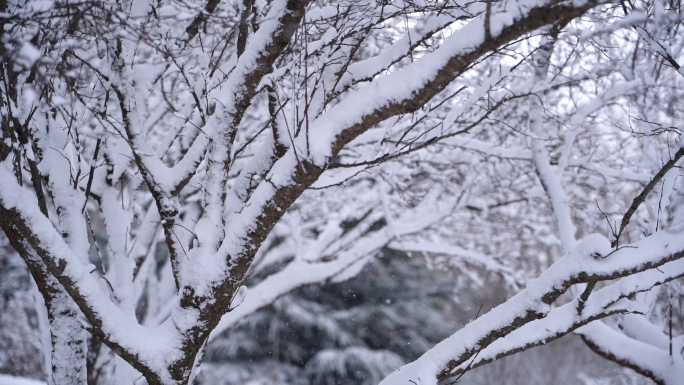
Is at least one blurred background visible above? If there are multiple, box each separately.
[0,233,648,385]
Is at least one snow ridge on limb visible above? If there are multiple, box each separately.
[580,321,684,385]
[198,0,597,344]
[0,0,625,383]
[451,258,684,378]
[0,163,178,384]
[209,0,608,297]
[301,0,606,167]
[163,0,315,382]
[209,192,461,341]
[189,0,312,254]
[193,0,607,354]
[378,231,684,385]
[147,0,606,379]
[160,0,313,286]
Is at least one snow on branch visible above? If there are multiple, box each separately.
[580,321,684,385]
[379,231,684,384]
[0,163,178,383]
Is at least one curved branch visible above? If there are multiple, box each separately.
[0,169,176,384]
[614,145,684,247]
[379,230,684,385]
[580,322,684,385]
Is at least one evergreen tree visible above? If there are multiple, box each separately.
[198,248,646,385]
[199,249,459,385]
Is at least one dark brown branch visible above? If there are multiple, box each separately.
[328,89,530,170]
[445,309,626,382]
[0,207,164,384]
[167,1,313,382]
[237,0,253,57]
[185,0,221,40]
[581,141,684,310]
[111,84,185,291]
[441,258,684,382]
[82,138,101,214]
[582,336,666,385]
[216,0,312,177]
[28,159,49,217]
[614,145,684,247]
[577,281,597,314]
[190,5,606,379]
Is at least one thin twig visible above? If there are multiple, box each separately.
[82,138,102,213]
[614,146,684,247]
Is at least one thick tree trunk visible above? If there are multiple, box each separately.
[0,218,88,384]
[46,287,88,385]
[25,253,88,385]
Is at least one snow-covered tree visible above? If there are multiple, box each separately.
[198,249,458,385]
[0,234,44,380]
[1,0,684,384]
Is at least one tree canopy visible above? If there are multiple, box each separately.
[1,0,684,384]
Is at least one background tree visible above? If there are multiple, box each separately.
[199,249,458,385]
[1,0,684,384]
[0,234,44,380]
